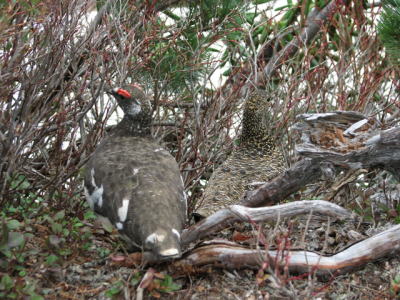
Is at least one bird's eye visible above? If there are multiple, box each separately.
[117,89,131,98]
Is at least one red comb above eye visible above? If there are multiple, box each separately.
[117,89,131,98]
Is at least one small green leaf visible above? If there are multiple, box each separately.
[53,210,65,221]
[59,248,72,257]
[22,282,44,300]
[7,219,21,230]
[160,275,181,292]
[16,253,26,263]
[43,215,53,223]
[97,247,111,258]
[7,206,17,213]
[24,233,34,239]
[51,223,63,234]
[0,274,14,291]
[253,0,274,4]
[3,232,25,249]
[0,249,11,258]
[206,48,221,53]
[27,249,40,256]
[274,4,290,11]
[222,69,232,76]
[245,13,256,24]
[163,10,181,21]
[105,287,120,296]
[73,222,84,228]
[45,254,58,265]
[84,210,96,220]
[105,281,123,297]
[130,272,141,286]
[10,174,31,190]
[80,226,92,235]
[82,242,92,250]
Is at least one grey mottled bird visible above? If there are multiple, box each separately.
[195,89,285,218]
[84,85,187,261]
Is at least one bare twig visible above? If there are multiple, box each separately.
[182,200,354,246]
[260,0,350,84]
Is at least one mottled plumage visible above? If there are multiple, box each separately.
[195,89,285,218]
[84,86,186,260]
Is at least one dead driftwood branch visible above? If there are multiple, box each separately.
[295,111,400,180]
[182,200,354,246]
[175,224,400,279]
[241,158,326,207]
[297,130,400,181]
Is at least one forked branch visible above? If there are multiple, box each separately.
[175,225,400,279]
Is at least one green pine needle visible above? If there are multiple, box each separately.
[378,0,400,66]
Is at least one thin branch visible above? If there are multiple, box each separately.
[182,200,354,246]
[174,224,400,279]
[259,0,350,84]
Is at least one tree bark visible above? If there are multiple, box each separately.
[240,158,326,207]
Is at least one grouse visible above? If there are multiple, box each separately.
[84,85,187,261]
[195,89,285,218]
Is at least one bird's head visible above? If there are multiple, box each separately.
[107,84,150,117]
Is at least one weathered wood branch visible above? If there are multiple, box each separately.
[240,158,326,207]
[297,128,400,181]
[175,224,400,279]
[295,112,400,178]
[182,200,354,246]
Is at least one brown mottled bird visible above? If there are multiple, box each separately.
[195,89,285,218]
[84,85,187,261]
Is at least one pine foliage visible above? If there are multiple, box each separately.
[378,0,400,65]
